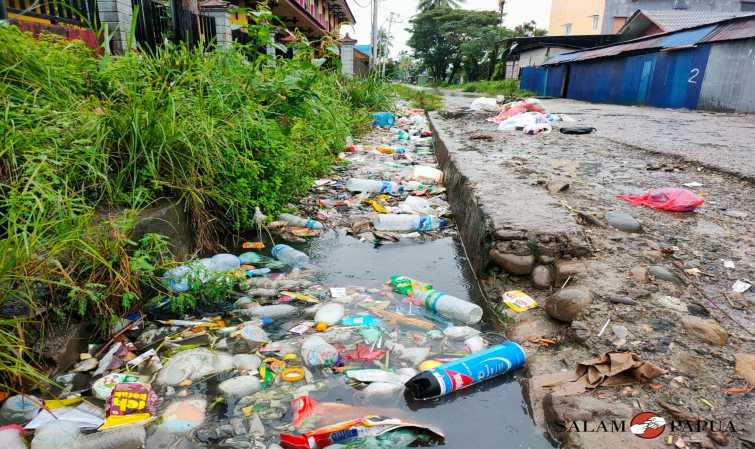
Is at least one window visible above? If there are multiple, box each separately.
[742,1,755,11]
[591,14,599,31]
[563,23,572,35]
[612,16,627,32]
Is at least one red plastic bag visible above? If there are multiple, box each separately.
[617,188,704,212]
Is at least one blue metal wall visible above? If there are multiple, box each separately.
[565,46,711,109]
[519,66,566,97]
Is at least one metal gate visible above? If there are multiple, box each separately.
[131,0,216,52]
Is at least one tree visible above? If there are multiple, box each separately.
[407,8,502,83]
[513,20,547,37]
[417,0,464,12]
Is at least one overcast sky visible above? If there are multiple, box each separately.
[340,0,552,57]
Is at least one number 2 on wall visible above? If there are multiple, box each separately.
[688,68,700,84]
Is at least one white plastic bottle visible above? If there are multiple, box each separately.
[271,244,310,267]
[301,335,339,367]
[208,253,241,272]
[345,178,404,195]
[278,213,324,230]
[412,289,483,325]
[372,214,447,232]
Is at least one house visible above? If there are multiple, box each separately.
[616,9,752,40]
[339,36,370,77]
[522,14,755,112]
[549,0,748,36]
[503,34,619,78]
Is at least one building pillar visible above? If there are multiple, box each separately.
[97,0,132,53]
[340,33,357,77]
[199,0,231,47]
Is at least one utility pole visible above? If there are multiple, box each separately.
[1,0,8,21]
[380,12,400,78]
[370,0,379,71]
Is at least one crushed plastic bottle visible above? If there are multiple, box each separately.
[31,421,80,449]
[271,244,310,268]
[345,178,404,195]
[372,214,448,232]
[410,165,443,184]
[314,303,345,326]
[0,395,42,424]
[278,213,325,230]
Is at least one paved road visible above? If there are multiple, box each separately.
[435,88,755,181]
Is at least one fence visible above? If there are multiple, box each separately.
[7,0,99,27]
[130,0,216,52]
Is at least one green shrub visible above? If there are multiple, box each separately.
[453,80,533,97]
[394,84,443,111]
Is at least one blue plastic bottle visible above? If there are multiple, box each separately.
[404,341,526,399]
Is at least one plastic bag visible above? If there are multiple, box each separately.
[497,112,549,131]
[559,126,596,135]
[618,188,704,212]
[487,100,545,124]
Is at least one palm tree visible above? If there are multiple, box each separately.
[417,0,464,11]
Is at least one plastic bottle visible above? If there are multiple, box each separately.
[72,424,146,449]
[278,213,324,230]
[403,181,429,191]
[245,268,271,277]
[248,304,298,320]
[0,395,42,424]
[411,165,443,184]
[372,214,448,232]
[411,289,483,325]
[314,303,345,326]
[345,178,404,195]
[31,420,80,449]
[300,335,339,367]
[0,425,27,449]
[404,341,526,400]
[271,244,310,268]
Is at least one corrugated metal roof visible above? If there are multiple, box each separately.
[702,16,755,42]
[544,15,755,65]
[660,25,716,48]
[642,10,752,32]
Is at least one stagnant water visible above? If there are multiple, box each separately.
[301,230,557,449]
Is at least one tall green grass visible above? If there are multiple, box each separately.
[394,84,443,111]
[0,18,392,391]
[453,79,533,97]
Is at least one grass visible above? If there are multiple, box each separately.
[394,84,444,111]
[0,15,394,392]
[447,80,534,98]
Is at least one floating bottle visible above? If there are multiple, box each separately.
[278,213,324,230]
[411,289,483,325]
[372,214,447,232]
[271,244,310,268]
[345,178,404,195]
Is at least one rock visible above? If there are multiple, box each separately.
[532,265,553,289]
[606,295,636,305]
[569,320,591,343]
[605,210,642,233]
[629,265,649,283]
[489,250,535,275]
[647,265,684,285]
[656,295,688,313]
[611,325,630,347]
[219,375,261,399]
[131,198,195,260]
[555,260,586,282]
[157,348,234,386]
[547,182,569,194]
[686,302,710,317]
[544,288,593,323]
[708,430,729,446]
[681,316,728,346]
[507,315,564,344]
[734,353,755,385]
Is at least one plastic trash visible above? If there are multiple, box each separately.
[279,213,324,230]
[372,214,447,232]
[314,303,345,326]
[345,178,403,195]
[156,348,234,386]
[271,244,310,268]
[232,354,262,371]
[399,196,435,215]
[618,188,704,212]
[219,375,261,399]
[390,275,432,295]
[0,425,27,449]
[301,335,340,367]
[497,111,549,131]
[464,335,487,353]
[248,304,298,320]
[240,325,270,344]
[345,369,407,385]
[523,122,552,135]
[0,395,42,424]
[372,112,395,127]
[559,126,596,134]
[469,97,499,112]
[411,289,483,325]
[405,341,526,400]
[72,424,145,449]
[162,265,191,293]
[159,399,206,434]
[410,165,443,184]
[341,315,382,327]
[443,325,480,341]
[209,253,241,271]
